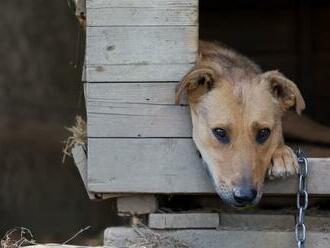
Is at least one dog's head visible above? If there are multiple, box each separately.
[176,51,305,207]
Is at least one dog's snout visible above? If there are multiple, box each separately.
[233,187,257,205]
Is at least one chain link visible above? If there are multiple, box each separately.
[295,149,308,248]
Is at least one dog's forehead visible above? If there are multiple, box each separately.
[201,82,278,126]
[243,83,280,117]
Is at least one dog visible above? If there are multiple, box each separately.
[175,41,308,207]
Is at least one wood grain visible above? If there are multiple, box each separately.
[86,82,179,104]
[149,213,219,229]
[104,227,330,248]
[86,0,198,9]
[86,26,197,65]
[87,5,198,27]
[86,83,191,137]
[85,0,198,82]
[87,138,330,195]
[86,63,194,82]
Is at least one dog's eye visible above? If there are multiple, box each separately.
[212,128,230,144]
[256,128,271,144]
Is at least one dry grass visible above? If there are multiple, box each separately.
[1,226,94,248]
[62,116,86,163]
[127,225,189,248]
[1,227,36,248]
[1,225,189,248]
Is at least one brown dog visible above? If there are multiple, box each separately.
[175,41,306,207]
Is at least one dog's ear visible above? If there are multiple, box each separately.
[262,70,305,115]
[175,67,217,104]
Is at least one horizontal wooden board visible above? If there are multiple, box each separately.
[87,0,198,26]
[149,213,219,229]
[87,105,191,138]
[220,213,294,229]
[86,63,194,82]
[105,228,330,248]
[86,0,198,9]
[86,26,197,65]
[87,138,330,195]
[87,8,197,27]
[86,83,191,137]
[86,82,179,104]
[85,0,198,82]
[86,26,197,82]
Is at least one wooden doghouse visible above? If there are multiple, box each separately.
[82,0,330,199]
[74,0,330,246]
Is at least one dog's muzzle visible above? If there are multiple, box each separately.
[202,159,262,207]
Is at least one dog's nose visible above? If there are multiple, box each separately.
[233,187,257,204]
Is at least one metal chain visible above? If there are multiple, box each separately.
[295,149,308,248]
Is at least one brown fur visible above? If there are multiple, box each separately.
[176,41,305,207]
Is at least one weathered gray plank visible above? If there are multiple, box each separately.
[71,144,90,195]
[86,63,194,82]
[86,26,197,82]
[87,103,191,138]
[117,195,158,215]
[86,83,189,137]
[104,227,330,248]
[88,138,210,193]
[71,144,124,199]
[85,0,198,82]
[87,4,197,26]
[86,0,198,9]
[149,213,219,229]
[86,26,197,65]
[305,216,330,230]
[86,82,179,104]
[87,138,330,194]
[220,213,294,230]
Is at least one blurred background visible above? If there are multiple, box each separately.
[1,0,330,244]
[0,0,118,244]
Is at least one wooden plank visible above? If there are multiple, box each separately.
[85,26,197,82]
[149,213,219,229]
[86,82,179,105]
[85,0,198,82]
[220,213,294,229]
[88,138,209,193]
[305,216,330,230]
[87,103,191,138]
[71,144,124,199]
[86,26,197,65]
[86,0,198,9]
[117,195,158,215]
[104,227,330,248]
[86,63,194,82]
[87,0,198,26]
[86,82,188,137]
[87,9,197,27]
[87,138,330,194]
[87,106,191,138]
[71,144,93,198]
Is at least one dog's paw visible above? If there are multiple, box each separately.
[268,145,298,179]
